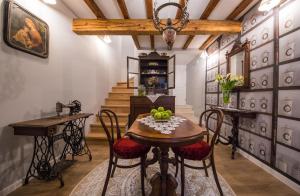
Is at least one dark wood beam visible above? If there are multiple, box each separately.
[116,0,141,49]
[132,35,141,49]
[182,0,220,49]
[175,0,185,19]
[84,0,106,19]
[150,35,155,50]
[117,0,130,19]
[145,0,153,19]
[199,35,218,50]
[145,0,154,50]
[226,0,254,20]
[73,19,241,35]
[199,0,254,50]
[200,0,220,19]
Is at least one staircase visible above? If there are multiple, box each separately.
[86,80,133,142]
[175,105,198,123]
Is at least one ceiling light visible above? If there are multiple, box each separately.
[42,0,56,5]
[153,0,189,50]
[103,35,112,44]
[258,0,281,12]
[200,51,208,59]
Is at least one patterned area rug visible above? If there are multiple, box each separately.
[70,158,235,196]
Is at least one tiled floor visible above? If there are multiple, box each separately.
[9,141,299,196]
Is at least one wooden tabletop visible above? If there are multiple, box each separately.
[9,113,93,128]
[127,114,206,147]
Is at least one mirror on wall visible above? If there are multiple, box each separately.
[226,40,250,89]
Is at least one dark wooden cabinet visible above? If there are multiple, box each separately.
[128,96,175,127]
[127,51,175,94]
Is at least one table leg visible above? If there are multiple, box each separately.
[150,147,177,196]
[61,118,92,161]
[24,136,64,187]
[230,116,239,159]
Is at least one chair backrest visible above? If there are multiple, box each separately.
[98,109,122,149]
[199,109,224,151]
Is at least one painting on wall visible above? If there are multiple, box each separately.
[3,0,49,58]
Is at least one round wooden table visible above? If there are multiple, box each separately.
[127,114,206,196]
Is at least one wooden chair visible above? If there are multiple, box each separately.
[98,109,150,196]
[172,109,224,196]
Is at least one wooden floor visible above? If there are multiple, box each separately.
[9,141,299,196]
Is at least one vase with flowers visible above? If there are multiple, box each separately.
[215,73,244,108]
[147,76,159,95]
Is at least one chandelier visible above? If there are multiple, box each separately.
[153,0,189,50]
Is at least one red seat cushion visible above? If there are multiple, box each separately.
[113,138,150,159]
[173,141,211,160]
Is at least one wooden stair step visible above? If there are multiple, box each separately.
[101,105,130,113]
[90,122,127,133]
[95,113,129,123]
[109,92,133,99]
[105,98,130,105]
[86,132,126,141]
[112,87,133,93]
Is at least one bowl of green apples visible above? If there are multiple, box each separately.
[150,107,173,122]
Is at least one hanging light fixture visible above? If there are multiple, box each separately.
[153,0,189,50]
[258,0,281,12]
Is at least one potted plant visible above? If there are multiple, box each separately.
[215,73,244,108]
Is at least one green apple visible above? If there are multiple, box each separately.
[158,107,164,112]
[150,109,158,116]
[162,112,170,120]
[166,110,172,116]
[154,112,162,120]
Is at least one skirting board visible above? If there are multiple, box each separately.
[211,131,300,193]
[0,155,61,196]
[237,148,300,193]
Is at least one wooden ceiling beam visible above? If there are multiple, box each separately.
[145,0,154,50]
[226,0,254,20]
[73,19,241,35]
[182,0,220,49]
[116,0,141,49]
[175,0,185,19]
[199,35,218,50]
[84,0,106,19]
[198,0,254,50]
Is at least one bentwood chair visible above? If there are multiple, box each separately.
[98,109,150,196]
[172,109,224,196]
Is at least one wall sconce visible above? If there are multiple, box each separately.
[258,0,281,12]
[200,51,208,59]
[103,35,112,44]
[42,0,56,5]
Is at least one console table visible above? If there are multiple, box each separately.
[214,107,256,159]
[9,113,93,187]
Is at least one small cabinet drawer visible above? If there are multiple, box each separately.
[250,42,274,70]
[241,17,274,50]
[277,117,300,150]
[276,144,300,182]
[279,61,300,87]
[278,90,300,118]
[250,67,273,89]
[279,0,300,36]
[242,4,273,35]
[279,29,300,63]
[240,92,273,113]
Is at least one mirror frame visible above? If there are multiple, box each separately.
[226,40,250,89]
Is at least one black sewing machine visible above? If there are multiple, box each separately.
[56,100,81,116]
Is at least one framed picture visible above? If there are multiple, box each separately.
[3,0,49,58]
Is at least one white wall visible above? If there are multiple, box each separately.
[173,64,187,105]
[186,55,206,117]
[0,0,134,194]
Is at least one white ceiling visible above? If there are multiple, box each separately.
[62,0,259,50]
